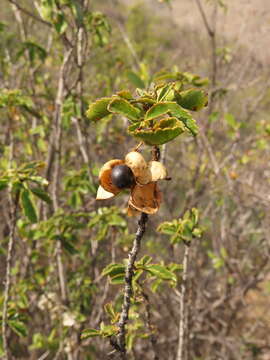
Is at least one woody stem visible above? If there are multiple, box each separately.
[115,213,149,359]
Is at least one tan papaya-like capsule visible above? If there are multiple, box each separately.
[129,182,162,214]
[98,159,124,195]
[125,151,147,177]
[96,185,115,200]
[136,168,152,185]
[136,161,167,185]
[126,204,140,217]
[147,161,167,182]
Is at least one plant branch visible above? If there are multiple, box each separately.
[194,0,213,37]
[45,48,73,184]
[177,243,190,360]
[152,145,161,161]
[114,212,149,358]
[71,12,94,185]
[51,48,73,306]
[6,0,52,27]
[110,0,141,70]
[2,190,20,360]
[142,290,159,360]
[194,0,218,114]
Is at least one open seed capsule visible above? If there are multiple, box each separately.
[125,151,147,177]
[111,164,135,189]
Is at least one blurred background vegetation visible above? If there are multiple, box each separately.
[0,0,270,359]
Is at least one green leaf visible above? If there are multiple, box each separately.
[101,263,125,278]
[134,96,156,106]
[150,278,162,293]
[21,189,38,223]
[86,12,111,47]
[137,255,152,266]
[126,71,145,89]
[86,98,111,122]
[0,89,33,108]
[54,13,68,34]
[156,84,174,102]
[8,320,27,337]
[28,176,48,186]
[107,214,126,227]
[70,0,84,24]
[176,89,208,111]
[17,42,47,63]
[0,335,4,356]
[192,77,209,87]
[144,264,177,282]
[116,90,133,100]
[190,208,199,225]
[169,105,198,136]
[145,102,198,136]
[128,117,185,145]
[104,303,119,323]
[224,113,239,130]
[0,22,6,32]
[181,72,209,87]
[100,323,118,337]
[0,178,9,191]
[19,161,45,172]
[108,98,141,122]
[153,71,178,82]
[110,273,125,284]
[81,328,101,339]
[30,187,52,204]
[169,263,183,273]
[133,269,143,282]
[144,102,172,121]
[61,238,79,255]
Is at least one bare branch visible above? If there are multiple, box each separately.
[2,190,20,360]
[177,244,190,360]
[114,212,148,358]
[194,0,218,111]
[142,290,159,360]
[194,0,213,37]
[6,0,52,27]
[110,0,141,70]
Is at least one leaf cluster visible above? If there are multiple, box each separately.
[86,70,208,145]
[0,161,51,223]
[157,208,202,244]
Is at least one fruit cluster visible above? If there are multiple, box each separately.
[96,151,168,216]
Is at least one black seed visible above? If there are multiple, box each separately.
[111,165,135,189]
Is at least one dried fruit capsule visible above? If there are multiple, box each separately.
[125,151,147,177]
[111,165,135,189]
